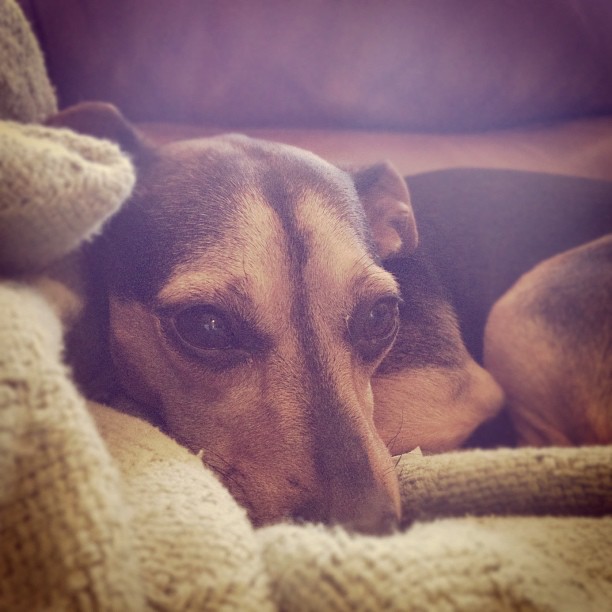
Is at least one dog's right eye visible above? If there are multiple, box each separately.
[172,306,235,351]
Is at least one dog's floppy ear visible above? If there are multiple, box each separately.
[351,161,418,260]
[46,101,147,160]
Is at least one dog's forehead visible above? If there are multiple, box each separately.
[153,135,359,210]
[160,138,394,304]
[102,136,376,301]
[155,135,372,257]
[146,136,368,243]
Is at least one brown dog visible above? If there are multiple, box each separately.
[485,234,612,446]
[49,103,503,533]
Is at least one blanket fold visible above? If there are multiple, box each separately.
[0,121,135,273]
[397,445,612,522]
[259,516,612,611]
[0,284,144,611]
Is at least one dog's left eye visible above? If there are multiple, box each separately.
[365,300,399,339]
[172,306,235,351]
[349,297,400,361]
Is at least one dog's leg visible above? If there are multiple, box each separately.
[484,235,612,446]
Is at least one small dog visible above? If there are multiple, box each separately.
[485,234,612,446]
[48,103,503,533]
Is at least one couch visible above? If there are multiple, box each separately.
[16,0,612,181]
[2,1,611,609]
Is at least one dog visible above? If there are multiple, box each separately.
[47,102,504,533]
[485,234,612,446]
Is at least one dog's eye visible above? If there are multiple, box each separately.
[365,299,399,340]
[172,306,235,351]
[349,297,400,361]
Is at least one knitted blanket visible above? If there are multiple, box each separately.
[1,1,611,609]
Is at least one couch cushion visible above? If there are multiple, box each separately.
[22,0,612,132]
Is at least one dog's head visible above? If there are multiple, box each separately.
[53,103,424,533]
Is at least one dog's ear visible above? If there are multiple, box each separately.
[45,101,148,160]
[351,161,418,260]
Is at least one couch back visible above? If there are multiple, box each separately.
[19,0,612,132]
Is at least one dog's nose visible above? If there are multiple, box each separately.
[295,475,401,535]
[301,399,402,534]
[341,509,399,536]
[296,491,400,535]
[329,484,401,536]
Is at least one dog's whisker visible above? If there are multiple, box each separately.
[350,252,374,275]
[384,398,405,454]
[199,446,233,470]
[197,447,245,489]
[205,458,250,499]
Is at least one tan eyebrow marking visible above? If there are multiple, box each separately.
[157,271,247,307]
[156,193,298,340]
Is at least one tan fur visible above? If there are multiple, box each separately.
[159,193,291,320]
[373,361,503,454]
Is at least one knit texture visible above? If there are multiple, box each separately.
[0,284,144,611]
[91,403,274,611]
[0,121,135,272]
[398,445,612,521]
[1,0,611,609]
[260,513,612,611]
[0,0,56,122]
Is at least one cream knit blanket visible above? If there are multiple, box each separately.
[1,1,611,609]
